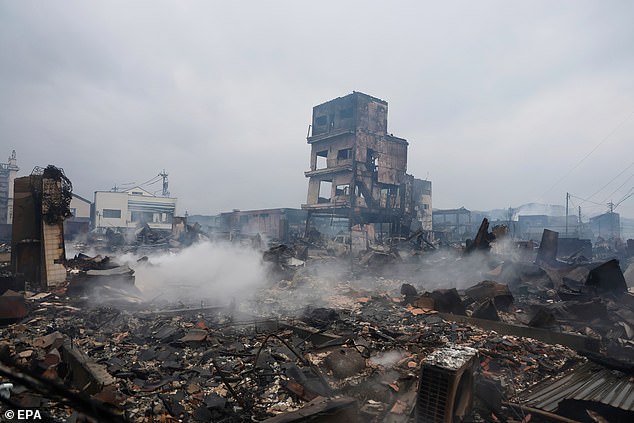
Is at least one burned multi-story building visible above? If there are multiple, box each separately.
[302,92,431,235]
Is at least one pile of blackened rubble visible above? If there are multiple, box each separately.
[1,234,633,422]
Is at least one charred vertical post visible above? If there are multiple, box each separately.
[536,229,558,265]
[11,165,72,289]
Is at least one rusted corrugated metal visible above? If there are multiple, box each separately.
[516,362,634,412]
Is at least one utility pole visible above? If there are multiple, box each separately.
[159,169,169,197]
[578,206,582,236]
[608,201,615,238]
[507,206,513,238]
[565,192,570,236]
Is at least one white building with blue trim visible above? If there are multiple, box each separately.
[93,186,177,230]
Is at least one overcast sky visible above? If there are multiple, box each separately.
[2,1,633,220]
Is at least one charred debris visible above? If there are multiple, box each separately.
[1,95,634,423]
[1,171,633,423]
[3,211,634,423]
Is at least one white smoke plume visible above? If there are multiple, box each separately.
[129,241,268,305]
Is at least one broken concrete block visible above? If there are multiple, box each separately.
[464,280,513,311]
[400,283,418,297]
[32,331,64,350]
[413,295,435,310]
[60,342,115,395]
[179,329,207,343]
[0,290,28,322]
[323,348,366,379]
[528,307,557,328]
[586,259,627,294]
[0,273,25,294]
[430,288,466,315]
[472,299,500,321]
[261,396,358,423]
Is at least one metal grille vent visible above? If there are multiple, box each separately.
[416,345,478,423]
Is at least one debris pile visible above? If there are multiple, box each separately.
[0,282,596,422]
[1,227,634,422]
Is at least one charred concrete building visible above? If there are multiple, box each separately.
[433,207,474,241]
[302,92,431,235]
[219,208,306,242]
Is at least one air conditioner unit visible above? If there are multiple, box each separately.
[416,345,478,423]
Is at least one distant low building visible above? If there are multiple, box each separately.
[93,187,177,230]
[219,208,306,242]
[518,214,580,240]
[518,215,549,240]
[65,193,92,239]
[590,212,620,240]
[0,150,19,224]
[186,214,224,234]
[432,207,472,241]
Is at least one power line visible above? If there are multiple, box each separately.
[569,193,604,207]
[137,174,162,187]
[614,188,634,209]
[582,162,634,203]
[539,109,634,198]
[600,172,634,204]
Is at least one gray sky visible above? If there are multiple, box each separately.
[2,1,633,219]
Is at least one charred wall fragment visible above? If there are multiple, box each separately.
[11,165,72,288]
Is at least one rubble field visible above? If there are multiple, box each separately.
[1,235,634,423]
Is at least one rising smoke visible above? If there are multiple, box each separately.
[128,241,268,305]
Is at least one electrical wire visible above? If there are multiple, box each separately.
[614,188,634,209]
[137,174,162,187]
[539,109,634,198]
[569,194,605,207]
[600,172,634,204]
[112,174,161,192]
[582,162,634,203]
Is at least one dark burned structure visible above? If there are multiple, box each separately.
[219,208,307,242]
[303,92,432,236]
[11,165,72,288]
